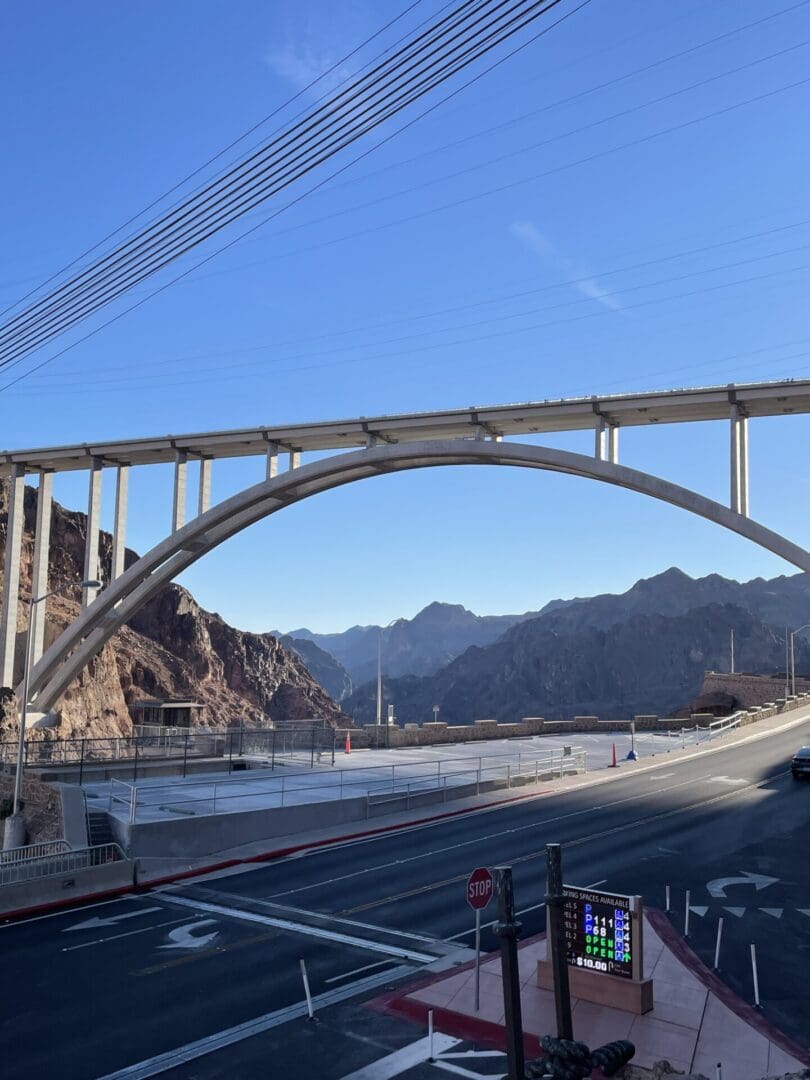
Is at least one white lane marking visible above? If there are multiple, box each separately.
[98,965,414,1080]
[707,872,779,898]
[338,1035,461,1080]
[759,908,784,919]
[260,776,706,902]
[447,900,548,941]
[0,895,134,931]
[156,892,436,963]
[798,909,810,918]
[433,1062,502,1079]
[158,919,219,950]
[325,959,395,984]
[584,879,607,888]
[63,907,163,932]
[689,906,709,917]
[61,915,204,952]
[709,776,749,785]
[723,907,746,918]
[275,903,439,945]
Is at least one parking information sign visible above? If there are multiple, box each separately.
[562,885,640,980]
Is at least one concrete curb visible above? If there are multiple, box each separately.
[0,786,552,923]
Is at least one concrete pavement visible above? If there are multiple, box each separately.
[2,709,809,1078]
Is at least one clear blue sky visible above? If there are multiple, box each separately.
[3,0,810,632]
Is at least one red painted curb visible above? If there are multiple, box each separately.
[646,907,810,1066]
[0,786,551,923]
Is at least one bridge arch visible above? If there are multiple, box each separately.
[28,439,810,712]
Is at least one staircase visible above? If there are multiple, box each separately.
[85,808,116,847]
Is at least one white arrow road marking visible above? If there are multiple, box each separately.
[707,872,779,898]
[689,906,709,917]
[63,907,162,932]
[798,909,810,919]
[338,1035,461,1080]
[158,920,219,950]
[709,776,749,786]
[723,907,746,918]
[758,908,784,919]
[62,915,205,953]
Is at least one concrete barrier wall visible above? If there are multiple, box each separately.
[0,858,133,916]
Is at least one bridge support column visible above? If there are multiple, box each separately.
[30,472,53,666]
[288,448,301,470]
[0,464,25,687]
[198,457,212,516]
[607,423,619,465]
[83,459,103,607]
[730,406,749,516]
[266,443,279,480]
[112,465,129,581]
[594,417,606,460]
[172,451,187,532]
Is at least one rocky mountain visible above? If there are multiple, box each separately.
[277,635,353,702]
[0,484,346,741]
[281,601,537,684]
[346,602,810,725]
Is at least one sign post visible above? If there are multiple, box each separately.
[466,866,494,1011]
[546,843,574,1039]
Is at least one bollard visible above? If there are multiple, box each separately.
[428,1009,434,1062]
[300,958,315,1020]
[750,943,761,1007]
[716,1064,722,1080]
[714,917,724,970]
[684,890,691,937]
[665,884,670,913]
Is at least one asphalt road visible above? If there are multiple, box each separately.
[3,716,809,1079]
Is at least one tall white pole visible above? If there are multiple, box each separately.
[791,632,796,696]
[376,629,382,727]
[785,628,790,698]
[730,629,735,674]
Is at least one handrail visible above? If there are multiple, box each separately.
[109,746,588,822]
[0,842,126,887]
[0,838,72,865]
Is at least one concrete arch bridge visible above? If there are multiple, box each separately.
[2,378,810,715]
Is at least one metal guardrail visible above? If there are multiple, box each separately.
[0,839,72,866]
[0,842,126,887]
[106,747,588,823]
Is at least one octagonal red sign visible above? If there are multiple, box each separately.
[466,866,494,910]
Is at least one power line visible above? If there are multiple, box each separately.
[0,0,579,369]
[0,0,590,393]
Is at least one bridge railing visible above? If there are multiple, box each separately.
[0,842,126,887]
[104,747,588,824]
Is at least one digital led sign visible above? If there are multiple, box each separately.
[562,885,640,981]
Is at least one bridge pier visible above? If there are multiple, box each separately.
[198,457,212,516]
[83,459,103,607]
[0,464,25,687]
[30,472,53,667]
[595,418,619,464]
[112,465,129,581]
[265,443,279,480]
[730,405,749,516]
[172,450,187,532]
[288,448,301,470]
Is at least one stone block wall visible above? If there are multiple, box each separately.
[702,671,810,709]
[0,774,64,843]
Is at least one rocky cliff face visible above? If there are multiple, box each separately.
[345,603,810,725]
[0,484,345,741]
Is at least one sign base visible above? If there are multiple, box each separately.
[536,959,653,1015]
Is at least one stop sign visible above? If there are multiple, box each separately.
[467,866,494,910]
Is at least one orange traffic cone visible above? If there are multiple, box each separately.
[345,731,351,754]
[610,742,617,767]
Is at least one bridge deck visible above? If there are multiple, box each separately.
[3,378,809,474]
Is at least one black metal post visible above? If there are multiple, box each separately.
[493,865,525,1080]
[133,739,139,783]
[546,843,574,1040]
[239,718,244,757]
[79,738,86,787]
[183,732,189,779]
[228,731,234,774]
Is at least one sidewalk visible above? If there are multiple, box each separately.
[373,911,810,1079]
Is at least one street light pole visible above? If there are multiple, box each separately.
[789,623,810,697]
[4,578,101,850]
[375,629,382,728]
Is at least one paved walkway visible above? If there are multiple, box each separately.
[376,913,810,1078]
